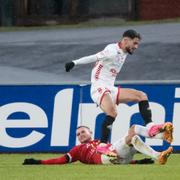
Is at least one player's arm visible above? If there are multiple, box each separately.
[65,54,98,72]
[23,154,70,165]
[23,146,79,165]
[130,158,154,164]
[65,45,113,72]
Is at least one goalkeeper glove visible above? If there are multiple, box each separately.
[135,158,154,164]
[65,61,75,72]
[23,158,41,165]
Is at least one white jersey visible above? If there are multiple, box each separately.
[73,43,128,87]
[92,43,127,86]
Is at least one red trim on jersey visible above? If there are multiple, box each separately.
[100,90,111,105]
[116,86,121,105]
[95,64,103,80]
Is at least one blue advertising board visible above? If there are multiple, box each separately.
[0,84,179,152]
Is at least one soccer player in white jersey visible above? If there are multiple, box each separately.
[65,29,173,143]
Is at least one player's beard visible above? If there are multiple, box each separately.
[126,47,135,55]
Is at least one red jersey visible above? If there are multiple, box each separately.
[67,140,102,164]
[41,140,116,165]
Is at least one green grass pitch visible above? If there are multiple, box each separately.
[0,153,180,180]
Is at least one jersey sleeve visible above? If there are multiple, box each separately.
[66,145,80,162]
[41,155,68,165]
[41,146,80,165]
[96,45,116,61]
[73,54,98,65]
[73,44,116,65]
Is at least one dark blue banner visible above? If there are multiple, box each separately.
[0,84,179,152]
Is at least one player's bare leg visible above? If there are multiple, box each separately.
[100,93,117,143]
[100,93,117,117]
[117,88,148,104]
[117,88,153,126]
[117,88,174,139]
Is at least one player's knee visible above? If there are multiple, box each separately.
[125,129,136,145]
[130,125,136,131]
[128,125,136,137]
[137,91,148,102]
[110,111,117,118]
[108,107,117,118]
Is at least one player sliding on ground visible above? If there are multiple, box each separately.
[23,122,173,165]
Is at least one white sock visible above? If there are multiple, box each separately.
[134,125,149,137]
[135,124,164,140]
[131,135,160,159]
[146,122,155,129]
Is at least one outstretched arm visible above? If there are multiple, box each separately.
[23,154,70,165]
[41,154,70,165]
[65,54,97,72]
[23,146,80,165]
[65,45,114,72]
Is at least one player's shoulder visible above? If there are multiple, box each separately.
[105,43,117,49]
[104,43,118,53]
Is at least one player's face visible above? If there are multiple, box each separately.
[125,37,141,55]
[76,127,92,143]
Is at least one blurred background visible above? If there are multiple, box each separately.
[0,0,180,83]
[1,0,180,26]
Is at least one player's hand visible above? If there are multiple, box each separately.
[23,158,41,165]
[136,158,154,164]
[65,61,75,72]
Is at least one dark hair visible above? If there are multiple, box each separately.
[123,29,141,40]
[76,125,90,130]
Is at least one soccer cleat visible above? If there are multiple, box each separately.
[160,122,173,144]
[158,146,173,165]
[96,143,117,157]
[148,124,163,137]
[148,122,173,143]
